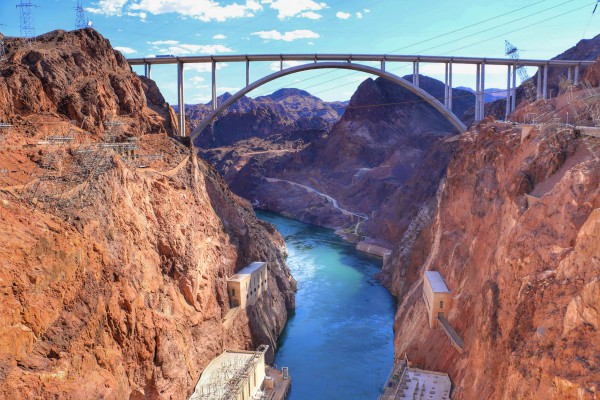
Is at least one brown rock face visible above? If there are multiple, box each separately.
[0,29,295,399]
[0,29,176,136]
[224,77,458,245]
[384,119,599,399]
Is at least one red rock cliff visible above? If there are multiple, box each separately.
[384,114,599,398]
[0,29,295,399]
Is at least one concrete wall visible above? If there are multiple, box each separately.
[227,263,268,309]
[423,276,453,328]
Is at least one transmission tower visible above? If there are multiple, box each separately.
[505,40,538,104]
[16,0,38,44]
[0,24,6,61]
[74,1,86,30]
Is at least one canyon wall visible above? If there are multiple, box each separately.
[383,103,599,398]
[0,29,295,399]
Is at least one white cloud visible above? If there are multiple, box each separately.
[262,0,326,19]
[251,29,319,42]
[299,11,321,19]
[130,0,263,22]
[150,43,234,55]
[127,11,147,19]
[269,60,308,71]
[148,40,179,45]
[336,11,350,19]
[184,62,229,72]
[114,46,137,54]
[219,87,241,93]
[86,0,128,16]
[89,0,263,22]
[363,8,370,13]
[190,76,208,88]
[213,34,227,39]
[355,12,363,19]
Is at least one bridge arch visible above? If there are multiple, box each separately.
[189,61,467,142]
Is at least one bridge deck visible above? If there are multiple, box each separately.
[127,53,594,68]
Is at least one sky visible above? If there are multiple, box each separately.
[1,0,599,105]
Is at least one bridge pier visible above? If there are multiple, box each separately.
[177,61,185,136]
[444,63,449,108]
[144,63,152,79]
[537,66,542,100]
[412,61,420,87]
[543,63,548,99]
[475,64,480,121]
[505,65,511,119]
[479,62,486,120]
[574,64,580,85]
[212,60,217,111]
[246,58,250,86]
[511,64,517,113]
[567,66,573,83]
[448,62,453,112]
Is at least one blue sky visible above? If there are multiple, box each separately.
[1,0,599,104]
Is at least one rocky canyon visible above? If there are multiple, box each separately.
[0,29,295,399]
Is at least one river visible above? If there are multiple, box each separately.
[256,211,396,400]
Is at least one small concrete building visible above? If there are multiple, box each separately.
[422,271,453,328]
[189,346,267,400]
[227,262,268,309]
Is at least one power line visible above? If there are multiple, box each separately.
[387,0,549,53]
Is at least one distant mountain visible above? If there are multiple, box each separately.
[456,86,508,103]
[188,90,347,148]
[402,75,475,119]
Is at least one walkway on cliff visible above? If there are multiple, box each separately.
[264,177,368,220]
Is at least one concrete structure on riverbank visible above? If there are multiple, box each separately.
[422,271,453,328]
[227,262,267,309]
[189,345,291,400]
[380,359,451,400]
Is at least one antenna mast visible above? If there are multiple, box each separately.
[16,0,38,45]
[75,1,86,30]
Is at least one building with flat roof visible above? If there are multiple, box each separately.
[189,346,267,400]
[227,262,268,309]
[189,345,291,400]
[422,271,453,328]
[380,360,452,400]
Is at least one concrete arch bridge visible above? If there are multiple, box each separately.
[126,54,594,140]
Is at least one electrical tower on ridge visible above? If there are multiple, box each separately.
[74,1,87,30]
[505,40,538,107]
[16,0,38,45]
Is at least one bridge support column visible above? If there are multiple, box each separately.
[246,59,250,86]
[448,62,453,112]
[444,63,449,108]
[537,66,542,100]
[475,63,481,121]
[511,65,517,113]
[144,63,152,79]
[505,65,511,119]
[380,60,385,72]
[413,61,420,87]
[212,60,217,111]
[543,64,548,99]
[567,66,573,83]
[177,61,185,137]
[574,64,580,85]
[480,62,486,120]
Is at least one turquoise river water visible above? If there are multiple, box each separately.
[256,211,396,400]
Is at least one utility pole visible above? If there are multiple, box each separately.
[74,1,86,30]
[16,0,38,45]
